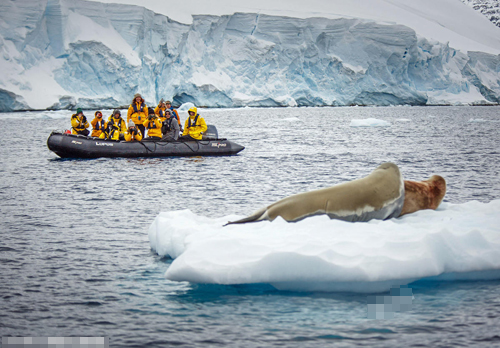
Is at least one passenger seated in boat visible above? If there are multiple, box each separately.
[161,109,180,141]
[108,109,127,140]
[179,106,207,141]
[164,100,182,131]
[99,121,120,141]
[90,111,106,137]
[71,108,89,136]
[124,121,143,142]
[127,93,148,137]
[155,99,168,122]
[143,109,162,140]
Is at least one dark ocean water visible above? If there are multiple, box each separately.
[1,106,499,347]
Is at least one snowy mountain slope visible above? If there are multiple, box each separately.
[1,0,500,111]
[462,0,500,28]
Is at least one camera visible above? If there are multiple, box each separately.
[148,114,156,120]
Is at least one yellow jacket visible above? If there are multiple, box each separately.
[71,114,89,134]
[143,118,162,138]
[90,116,106,137]
[124,129,143,141]
[155,105,181,126]
[127,100,149,125]
[182,107,207,140]
[107,116,127,134]
[98,128,120,141]
[154,105,167,122]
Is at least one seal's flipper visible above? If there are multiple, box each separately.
[224,207,267,226]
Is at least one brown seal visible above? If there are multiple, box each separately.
[226,162,406,225]
[400,175,447,216]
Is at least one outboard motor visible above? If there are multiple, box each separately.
[202,125,218,140]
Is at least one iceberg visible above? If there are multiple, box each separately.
[1,0,500,111]
[149,200,500,293]
[350,118,391,127]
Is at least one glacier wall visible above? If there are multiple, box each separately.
[0,0,499,111]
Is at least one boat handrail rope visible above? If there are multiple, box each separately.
[137,140,156,153]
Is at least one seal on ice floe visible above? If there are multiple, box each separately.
[226,162,446,225]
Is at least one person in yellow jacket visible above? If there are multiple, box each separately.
[143,110,162,139]
[70,108,89,136]
[124,121,143,142]
[90,111,106,137]
[180,106,207,141]
[108,109,127,140]
[155,99,182,131]
[98,121,120,141]
[127,93,148,137]
[154,99,168,122]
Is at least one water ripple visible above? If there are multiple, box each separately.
[1,107,499,347]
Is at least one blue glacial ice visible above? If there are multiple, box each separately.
[0,0,500,111]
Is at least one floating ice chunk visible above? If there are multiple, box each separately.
[149,200,500,293]
[350,118,392,127]
[177,103,196,113]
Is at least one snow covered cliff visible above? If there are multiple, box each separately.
[1,0,500,111]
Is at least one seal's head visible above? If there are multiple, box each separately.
[425,175,446,208]
[400,175,446,216]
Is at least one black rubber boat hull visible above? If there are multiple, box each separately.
[47,132,245,159]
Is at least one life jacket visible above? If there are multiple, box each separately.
[113,117,125,129]
[146,119,159,129]
[102,128,119,140]
[187,114,199,128]
[132,102,145,114]
[110,128,119,140]
[72,115,88,130]
[162,117,175,133]
[169,107,179,121]
[94,119,106,130]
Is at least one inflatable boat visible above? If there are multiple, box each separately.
[47,126,244,159]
